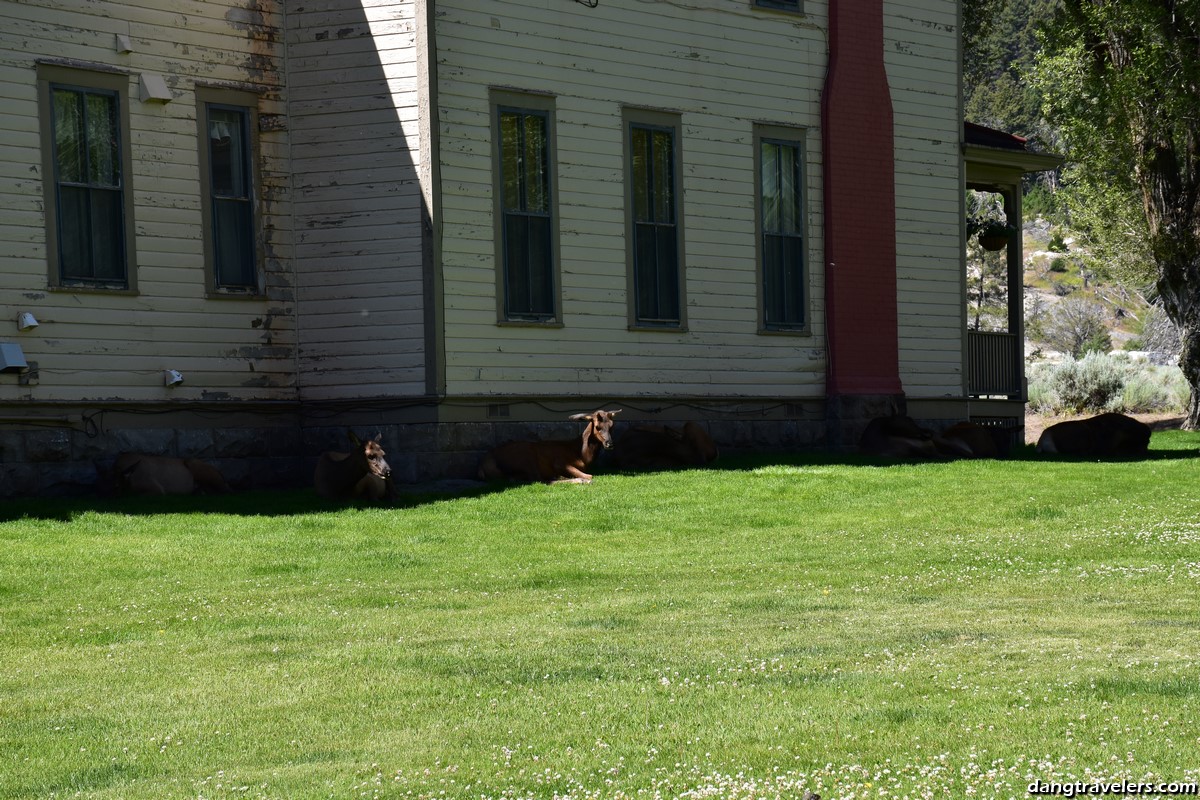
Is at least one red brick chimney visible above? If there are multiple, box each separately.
[821,0,902,404]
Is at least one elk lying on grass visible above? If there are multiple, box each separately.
[859,414,945,460]
[1036,412,1150,458]
[939,421,1012,459]
[314,430,393,501]
[114,453,231,495]
[859,416,1008,460]
[608,421,719,472]
[478,409,621,484]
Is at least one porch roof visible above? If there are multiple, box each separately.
[964,122,1063,181]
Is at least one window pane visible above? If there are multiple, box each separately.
[652,129,674,223]
[631,127,650,221]
[58,185,89,279]
[52,84,126,286]
[499,105,555,319]
[761,138,805,328]
[208,107,248,198]
[53,89,84,183]
[214,198,255,287]
[504,214,531,313]
[499,112,521,211]
[205,103,256,289]
[630,122,679,324]
[523,115,548,213]
[634,223,659,318]
[778,144,800,234]
[89,188,124,281]
[655,226,679,320]
[634,223,679,323]
[761,142,781,231]
[504,213,553,318]
[526,214,553,313]
[86,93,119,187]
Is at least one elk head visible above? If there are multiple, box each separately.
[349,430,392,480]
[570,409,622,457]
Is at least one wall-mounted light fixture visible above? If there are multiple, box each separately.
[0,343,29,374]
[164,369,185,387]
[17,312,38,331]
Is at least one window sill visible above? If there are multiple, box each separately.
[50,283,137,296]
[206,289,268,301]
[628,323,687,333]
[497,319,563,329]
[758,326,812,337]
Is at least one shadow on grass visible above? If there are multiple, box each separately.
[0,481,512,523]
[3,432,1197,522]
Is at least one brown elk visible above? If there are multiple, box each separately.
[114,453,231,495]
[938,421,1012,459]
[858,414,947,460]
[314,430,393,501]
[608,421,719,472]
[1036,412,1150,458]
[860,416,1012,460]
[478,409,621,484]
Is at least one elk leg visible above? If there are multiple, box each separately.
[556,465,593,484]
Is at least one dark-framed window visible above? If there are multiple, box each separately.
[757,129,808,332]
[625,109,684,329]
[38,65,136,291]
[492,91,559,324]
[197,87,261,295]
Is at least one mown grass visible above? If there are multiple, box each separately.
[3,434,1200,799]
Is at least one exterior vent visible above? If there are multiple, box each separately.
[0,343,29,374]
[487,403,511,418]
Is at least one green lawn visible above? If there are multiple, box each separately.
[3,435,1200,799]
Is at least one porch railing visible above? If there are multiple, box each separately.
[967,330,1023,398]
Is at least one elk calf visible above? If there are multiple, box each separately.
[114,453,231,495]
[1036,412,1150,458]
[608,421,719,472]
[479,409,621,484]
[314,430,393,501]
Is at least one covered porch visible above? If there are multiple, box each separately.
[963,123,1063,406]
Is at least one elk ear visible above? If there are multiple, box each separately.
[568,413,591,421]
[347,429,362,445]
[373,432,383,443]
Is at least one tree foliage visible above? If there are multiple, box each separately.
[964,0,1060,148]
[1034,0,1200,426]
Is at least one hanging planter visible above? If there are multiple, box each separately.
[978,232,1011,251]
[971,219,1018,252]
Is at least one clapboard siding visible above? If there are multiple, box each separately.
[886,0,965,398]
[287,0,427,401]
[4,0,970,413]
[0,0,295,404]
[435,0,830,399]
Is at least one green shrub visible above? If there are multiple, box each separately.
[1052,353,1126,412]
[1048,256,1069,272]
[1022,362,1060,412]
[1121,370,1172,412]
[1027,353,1191,414]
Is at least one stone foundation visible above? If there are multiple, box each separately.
[0,397,1028,498]
[0,400,836,499]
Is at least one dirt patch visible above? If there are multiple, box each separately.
[1024,411,1186,446]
